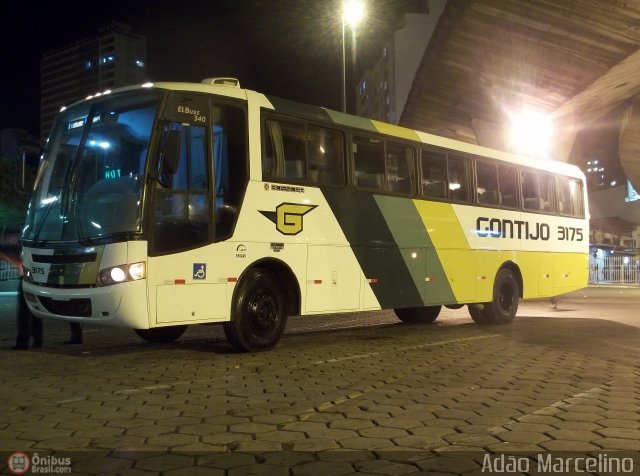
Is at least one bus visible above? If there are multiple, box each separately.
[20,78,588,352]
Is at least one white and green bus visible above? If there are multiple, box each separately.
[21,78,588,352]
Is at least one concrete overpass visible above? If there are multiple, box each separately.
[399,0,640,189]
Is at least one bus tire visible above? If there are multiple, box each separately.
[482,268,519,324]
[223,268,287,352]
[468,304,489,324]
[135,325,187,343]
[394,305,441,324]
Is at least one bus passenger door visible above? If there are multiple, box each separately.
[148,102,226,325]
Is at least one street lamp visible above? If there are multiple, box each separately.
[341,0,365,113]
[508,109,553,158]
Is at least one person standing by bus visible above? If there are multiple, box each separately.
[13,279,42,350]
[65,323,83,345]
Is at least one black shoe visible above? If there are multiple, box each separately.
[12,343,29,350]
[63,339,83,345]
[32,341,43,349]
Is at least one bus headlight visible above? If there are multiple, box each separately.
[98,262,146,286]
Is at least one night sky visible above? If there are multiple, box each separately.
[1,0,415,138]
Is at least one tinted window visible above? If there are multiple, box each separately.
[307,125,344,186]
[476,162,499,205]
[448,155,471,202]
[421,150,447,198]
[353,135,385,191]
[498,164,518,208]
[386,142,414,195]
[558,177,583,217]
[522,171,542,211]
[263,118,344,186]
[540,175,556,213]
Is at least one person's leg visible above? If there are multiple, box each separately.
[14,281,30,349]
[65,322,83,345]
[31,315,43,348]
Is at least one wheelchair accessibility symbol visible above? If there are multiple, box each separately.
[193,263,206,280]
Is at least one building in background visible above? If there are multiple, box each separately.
[2,22,147,292]
[0,129,40,289]
[40,22,147,142]
[355,0,445,123]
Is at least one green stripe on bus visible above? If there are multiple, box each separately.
[374,195,457,305]
[324,109,378,132]
[321,187,423,308]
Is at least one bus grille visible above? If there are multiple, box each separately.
[38,297,92,317]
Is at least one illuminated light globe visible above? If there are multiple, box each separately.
[509,110,553,158]
[343,0,365,28]
[110,267,127,282]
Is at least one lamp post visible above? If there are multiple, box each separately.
[341,0,364,113]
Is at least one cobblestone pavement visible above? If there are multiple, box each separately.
[1,286,640,474]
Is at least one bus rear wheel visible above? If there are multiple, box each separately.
[223,268,287,352]
[394,305,441,324]
[467,304,488,324]
[477,268,519,325]
[135,325,187,343]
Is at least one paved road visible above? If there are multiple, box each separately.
[1,285,640,474]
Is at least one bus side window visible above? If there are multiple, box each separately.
[307,125,345,186]
[263,119,285,178]
[353,135,385,191]
[522,171,542,211]
[447,155,471,202]
[498,164,518,208]
[263,119,306,180]
[558,177,583,217]
[540,175,556,213]
[385,142,414,195]
[476,161,499,205]
[281,122,306,179]
[421,149,447,198]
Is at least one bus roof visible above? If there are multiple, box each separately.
[76,80,585,181]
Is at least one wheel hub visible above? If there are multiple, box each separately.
[248,291,278,331]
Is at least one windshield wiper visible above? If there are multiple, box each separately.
[29,188,63,247]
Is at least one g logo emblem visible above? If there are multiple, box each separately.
[260,203,317,235]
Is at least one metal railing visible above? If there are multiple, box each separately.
[0,259,20,282]
[589,255,640,285]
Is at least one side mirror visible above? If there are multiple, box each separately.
[160,130,181,175]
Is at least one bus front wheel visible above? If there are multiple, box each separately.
[394,305,441,324]
[135,325,187,343]
[223,268,288,352]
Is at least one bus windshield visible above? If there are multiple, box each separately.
[23,92,160,244]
